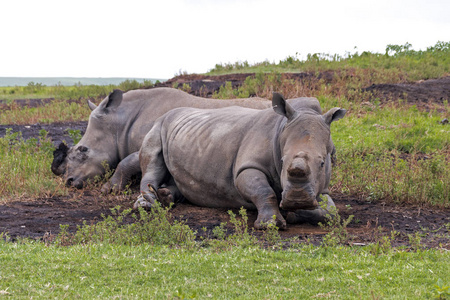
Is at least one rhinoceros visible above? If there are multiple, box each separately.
[136,93,346,229]
[51,87,272,192]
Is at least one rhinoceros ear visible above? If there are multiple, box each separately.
[272,92,298,121]
[51,142,69,176]
[323,107,346,125]
[98,89,123,112]
[87,99,97,111]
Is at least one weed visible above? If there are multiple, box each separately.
[212,222,228,240]
[367,230,399,256]
[181,83,191,93]
[0,232,10,242]
[408,232,424,251]
[261,215,282,247]
[66,128,82,144]
[319,205,354,247]
[226,207,258,246]
[57,204,196,248]
[432,278,450,299]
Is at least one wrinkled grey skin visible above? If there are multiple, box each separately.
[137,93,346,229]
[51,88,271,191]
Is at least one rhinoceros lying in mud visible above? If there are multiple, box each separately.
[51,88,271,191]
[136,93,346,229]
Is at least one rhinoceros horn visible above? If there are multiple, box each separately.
[51,142,69,175]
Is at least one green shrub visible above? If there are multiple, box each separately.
[61,204,196,248]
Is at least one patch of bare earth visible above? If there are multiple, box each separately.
[0,74,449,248]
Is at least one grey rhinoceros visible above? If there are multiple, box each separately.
[51,87,272,192]
[136,93,346,229]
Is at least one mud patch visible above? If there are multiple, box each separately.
[362,76,450,105]
[0,192,448,249]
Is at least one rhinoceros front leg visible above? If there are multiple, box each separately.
[101,152,141,194]
[285,194,336,225]
[235,169,286,230]
[133,132,170,209]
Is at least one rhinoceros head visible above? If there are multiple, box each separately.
[51,90,124,188]
[272,93,346,211]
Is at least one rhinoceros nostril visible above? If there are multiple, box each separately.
[287,166,309,178]
[66,178,74,186]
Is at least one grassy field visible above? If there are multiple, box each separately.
[207,41,450,82]
[1,205,449,299]
[0,42,449,298]
[1,240,448,299]
[0,79,156,102]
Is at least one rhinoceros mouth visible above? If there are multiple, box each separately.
[65,177,85,189]
[280,185,318,211]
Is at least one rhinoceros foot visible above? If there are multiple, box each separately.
[100,181,120,195]
[155,188,174,207]
[254,211,287,231]
[286,194,336,225]
[133,193,157,210]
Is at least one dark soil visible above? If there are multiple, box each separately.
[1,74,449,248]
[362,76,450,105]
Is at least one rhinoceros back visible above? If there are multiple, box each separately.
[160,106,267,208]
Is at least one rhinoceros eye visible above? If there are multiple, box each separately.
[77,145,88,152]
[320,161,325,168]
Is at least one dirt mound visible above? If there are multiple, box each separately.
[154,72,336,97]
[157,73,450,105]
[363,76,450,104]
[1,74,449,248]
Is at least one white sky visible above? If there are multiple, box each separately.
[1,0,449,79]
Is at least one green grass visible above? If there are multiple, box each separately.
[207,41,450,82]
[332,104,450,154]
[0,100,91,124]
[329,103,450,206]
[0,240,448,299]
[0,129,68,201]
[0,79,156,102]
[0,205,448,298]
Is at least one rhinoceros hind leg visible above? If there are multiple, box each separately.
[286,194,336,225]
[133,188,158,209]
[156,188,174,207]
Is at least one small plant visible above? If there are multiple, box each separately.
[181,83,191,93]
[0,232,10,243]
[367,230,399,256]
[66,128,82,144]
[212,222,228,240]
[432,278,450,299]
[408,232,424,251]
[261,215,282,247]
[319,204,354,247]
[56,224,72,246]
[226,207,258,246]
[57,204,196,247]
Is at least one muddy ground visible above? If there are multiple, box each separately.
[0,73,449,248]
